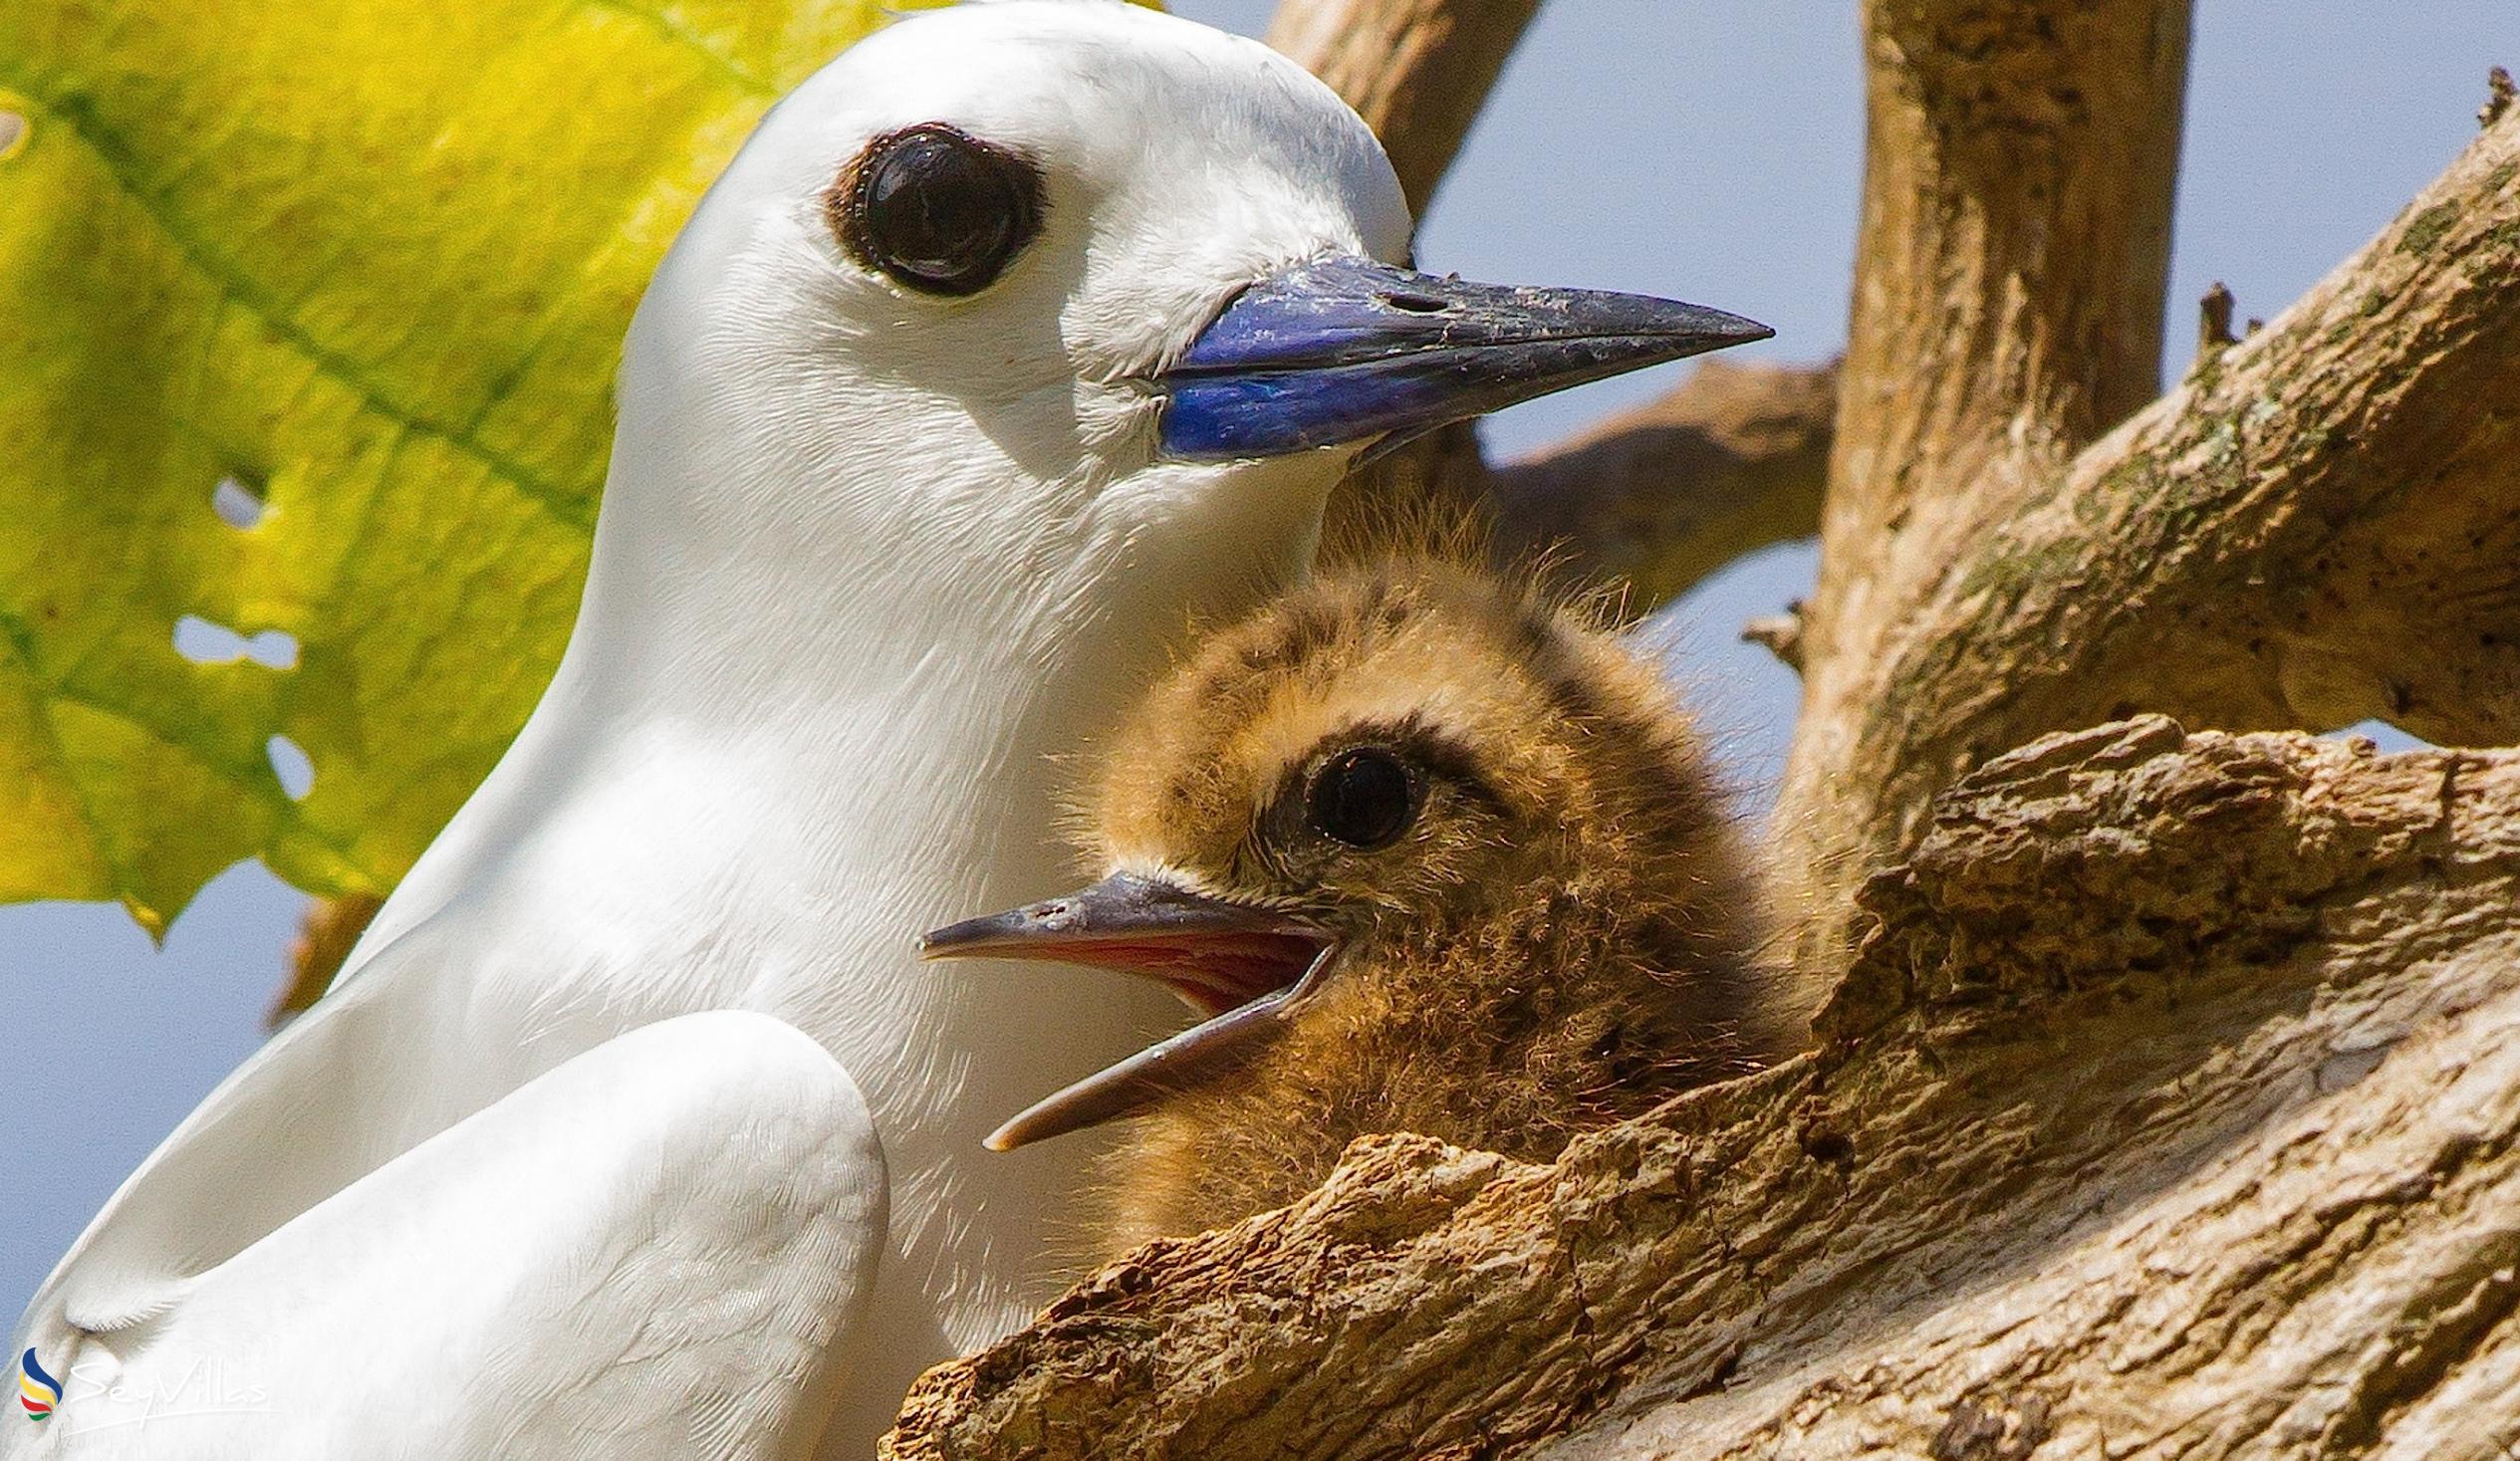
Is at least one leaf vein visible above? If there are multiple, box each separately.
[0,72,602,536]
[576,0,777,96]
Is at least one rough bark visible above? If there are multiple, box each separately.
[885,720,2520,1459]
[1774,104,2520,1006]
[1813,0,2188,556]
[1772,0,2191,989]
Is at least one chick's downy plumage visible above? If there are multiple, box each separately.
[961,559,1797,1255]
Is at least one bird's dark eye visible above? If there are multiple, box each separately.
[1304,747,1418,850]
[838,123,1043,296]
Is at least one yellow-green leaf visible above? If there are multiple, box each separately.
[0,0,930,932]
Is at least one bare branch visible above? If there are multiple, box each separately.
[886,723,2520,1459]
[2196,280,2237,361]
[1264,0,1543,215]
[1773,108,2520,999]
[1741,604,1807,671]
[267,892,380,1027]
[1483,360,1837,609]
[1813,0,2190,547]
[1778,0,2194,908]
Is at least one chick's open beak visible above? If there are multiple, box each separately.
[1156,255,1771,460]
[919,872,1336,1151]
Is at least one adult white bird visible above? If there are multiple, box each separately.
[8,2,1766,1455]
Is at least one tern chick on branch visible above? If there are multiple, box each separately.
[928,559,1797,1256]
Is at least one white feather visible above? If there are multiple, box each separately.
[12,1013,882,1459]
[9,3,1407,1456]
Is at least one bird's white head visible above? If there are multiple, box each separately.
[593,0,1768,677]
[604,3,1381,641]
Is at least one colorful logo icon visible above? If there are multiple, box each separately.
[17,1347,61,1421]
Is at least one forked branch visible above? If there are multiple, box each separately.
[1773,106,2520,998]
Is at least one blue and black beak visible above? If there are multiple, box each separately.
[1157,255,1771,460]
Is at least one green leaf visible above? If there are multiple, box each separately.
[0,0,918,934]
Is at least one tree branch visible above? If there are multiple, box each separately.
[1773,105,2520,1003]
[1483,360,1837,609]
[267,891,380,1025]
[1817,0,2189,523]
[885,721,2520,1458]
[1278,2,1838,610]
[1264,0,1543,217]
[1769,0,2191,991]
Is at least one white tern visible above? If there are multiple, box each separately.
[8,3,1766,1456]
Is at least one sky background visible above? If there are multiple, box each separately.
[6,2,2512,1322]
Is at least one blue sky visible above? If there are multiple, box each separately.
[5,2,2511,1320]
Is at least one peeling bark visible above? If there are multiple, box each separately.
[886,721,2520,1459]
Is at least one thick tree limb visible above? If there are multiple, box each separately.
[1264,0,1542,216]
[1773,106,2520,1003]
[1771,0,2192,997]
[1816,0,2188,532]
[1484,360,1837,608]
[885,721,2520,1458]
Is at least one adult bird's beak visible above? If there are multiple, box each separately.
[1156,254,1772,460]
[919,872,1337,1151]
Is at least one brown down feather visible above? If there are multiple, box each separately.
[1073,556,1795,1259]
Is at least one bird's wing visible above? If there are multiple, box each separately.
[26,912,520,1333]
[7,1011,884,1461]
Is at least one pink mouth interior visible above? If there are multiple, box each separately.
[1044,932,1326,1017]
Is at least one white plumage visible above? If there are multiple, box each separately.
[10,3,1764,1454]
[15,1013,879,1458]
[15,8,1405,1454]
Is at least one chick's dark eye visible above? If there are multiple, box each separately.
[840,124,1042,296]
[1305,747,1418,850]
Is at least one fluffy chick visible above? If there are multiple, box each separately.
[927,558,1794,1257]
